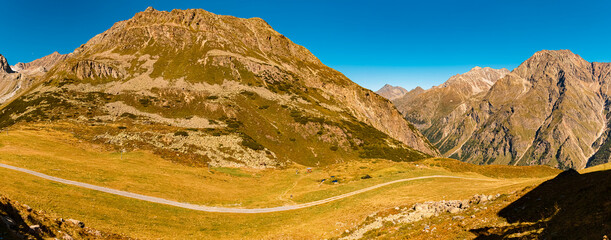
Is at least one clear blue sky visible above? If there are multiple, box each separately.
[2,0,610,91]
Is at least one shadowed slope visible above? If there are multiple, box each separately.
[471,169,611,239]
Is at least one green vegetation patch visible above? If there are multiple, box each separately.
[240,133,265,151]
[359,145,426,162]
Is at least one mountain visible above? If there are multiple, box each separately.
[393,66,508,135]
[394,50,611,170]
[0,52,66,104]
[0,7,437,169]
[397,86,424,102]
[11,51,68,74]
[375,84,408,100]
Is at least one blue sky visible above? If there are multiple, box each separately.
[2,0,610,91]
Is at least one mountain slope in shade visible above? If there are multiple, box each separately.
[0,7,437,169]
[395,50,611,170]
[375,84,408,100]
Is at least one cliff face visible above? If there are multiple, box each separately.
[394,50,611,169]
[0,7,437,168]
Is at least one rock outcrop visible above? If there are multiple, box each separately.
[0,54,13,73]
[341,193,500,240]
[375,84,408,100]
[71,60,124,80]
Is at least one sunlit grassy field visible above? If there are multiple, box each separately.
[0,126,561,239]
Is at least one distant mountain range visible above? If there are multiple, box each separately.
[382,50,611,169]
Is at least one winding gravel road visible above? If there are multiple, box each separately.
[0,163,494,213]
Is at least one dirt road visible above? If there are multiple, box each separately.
[0,163,494,213]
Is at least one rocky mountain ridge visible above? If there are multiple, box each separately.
[11,51,68,75]
[394,66,509,130]
[390,50,611,169]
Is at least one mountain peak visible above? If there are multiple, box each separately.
[75,7,321,67]
[533,49,576,57]
[0,54,14,73]
[412,86,424,91]
[441,67,509,94]
[522,49,585,65]
[515,49,592,82]
[10,51,67,73]
[376,84,408,100]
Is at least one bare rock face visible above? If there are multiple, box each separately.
[396,50,611,169]
[0,7,438,168]
[0,54,13,73]
[375,84,408,100]
[71,60,124,80]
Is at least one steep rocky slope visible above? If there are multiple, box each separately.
[375,84,408,100]
[394,50,611,169]
[0,7,437,169]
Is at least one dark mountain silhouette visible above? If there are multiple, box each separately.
[471,169,611,239]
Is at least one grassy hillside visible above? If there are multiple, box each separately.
[0,126,560,239]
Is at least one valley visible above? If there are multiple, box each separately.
[0,125,559,239]
[0,5,609,240]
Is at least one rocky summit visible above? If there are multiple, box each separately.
[392,50,611,169]
[0,8,437,169]
[0,54,13,73]
[375,84,408,100]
